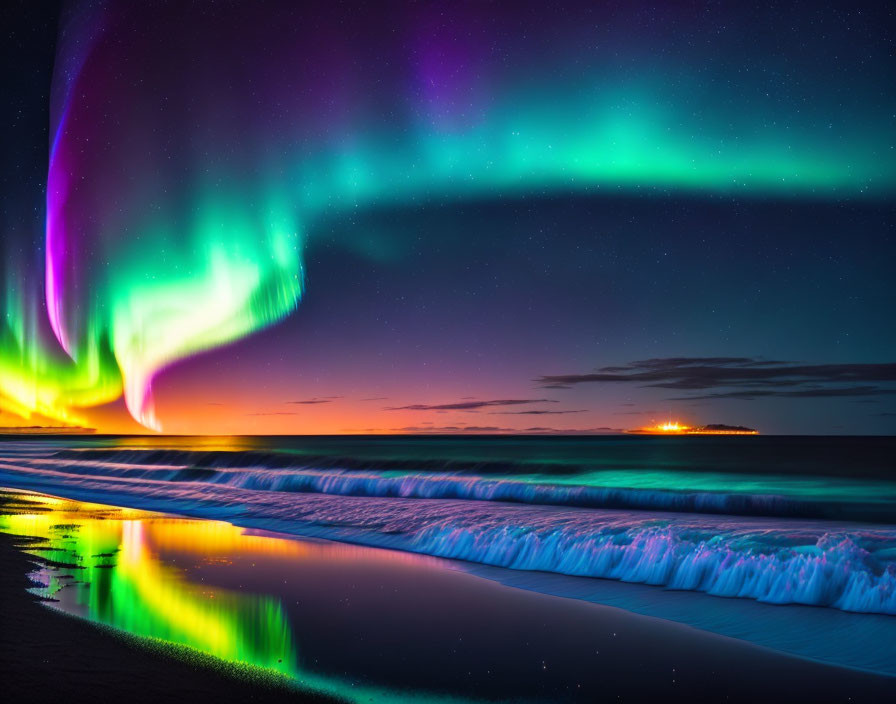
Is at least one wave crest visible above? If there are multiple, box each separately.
[409,523,896,614]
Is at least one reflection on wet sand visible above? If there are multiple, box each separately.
[0,491,461,704]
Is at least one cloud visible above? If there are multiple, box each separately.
[384,425,623,434]
[389,425,510,432]
[668,386,896,401]
[287,397,340,405]
[246,412,299,416]
[523,426,624,434]
[361,397,388,401]
[386,399,558,411]
[536,358,896,401]
[490,409,586,415]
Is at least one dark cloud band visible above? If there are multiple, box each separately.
[536,358,896,400]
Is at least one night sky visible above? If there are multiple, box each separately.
[1,0,894,434]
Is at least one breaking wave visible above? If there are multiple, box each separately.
[5,446,896,522]
[408,521,896,615]
[1,440,896,616]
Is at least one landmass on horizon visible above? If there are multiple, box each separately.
[0,425,96,435]
[0,421,759,436]
[629,422,759,435]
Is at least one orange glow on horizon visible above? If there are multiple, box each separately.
[657,421,691,433]
[630,420,758,435]
[631,420,693,434]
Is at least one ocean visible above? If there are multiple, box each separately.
[1,434,895,678]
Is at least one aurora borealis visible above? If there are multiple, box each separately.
[1,1,894,434]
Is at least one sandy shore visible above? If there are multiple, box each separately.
[1,488,894,703]
[0,494,334,704]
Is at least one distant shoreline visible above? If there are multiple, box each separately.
[0,427,95,435]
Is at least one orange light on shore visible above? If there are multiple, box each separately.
[629,421,758,435]
[656,421,691,433]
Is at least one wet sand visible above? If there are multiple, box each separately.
[1,488,893,703]
[0,533,332,702]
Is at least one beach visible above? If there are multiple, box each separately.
[1,487,894,703]
[0,494,331,703]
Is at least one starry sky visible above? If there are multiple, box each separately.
[1,0,894,435]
